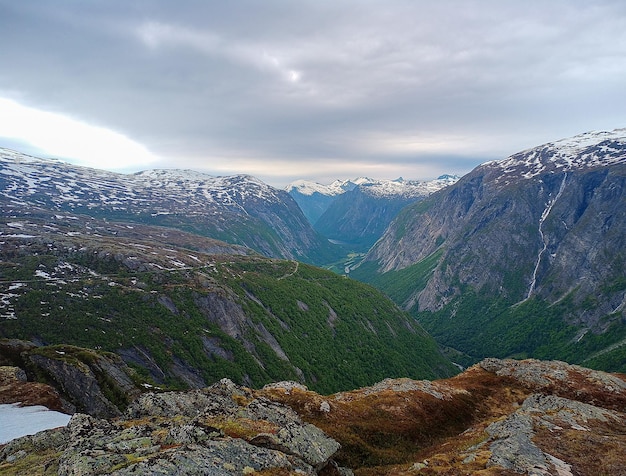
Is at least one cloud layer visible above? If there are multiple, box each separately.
[1,0,625,186]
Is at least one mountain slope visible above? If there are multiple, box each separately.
[353,129,626,370]
[0,148,338,264]
[0,213,455,394]
[314,176,458,252]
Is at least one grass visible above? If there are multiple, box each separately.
[259,367,532,471]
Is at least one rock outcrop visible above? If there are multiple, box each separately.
[0,341,144,418]
[1,378,344,475]
[259,358,626,475]
[481,393,624,475]
[2,358,625,475]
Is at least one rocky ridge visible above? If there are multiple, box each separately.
[262,358,626,475]
[2,358,625,475]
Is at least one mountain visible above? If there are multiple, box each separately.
[287,176,458,252]
[315,176,459,252]
[0,212,455,394]
[353,129,626,370]
[0,148,339,264]
[285,177,365,224]
[3,357,625,475]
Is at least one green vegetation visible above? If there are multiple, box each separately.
[213,259,456,393]
[352,251,626,374]
[350,249,442,305]
[0,243,456,394]
[414,289,626,372]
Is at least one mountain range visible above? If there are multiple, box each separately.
[2,129,626,474]
[287,175,458,252]
[0,149,455,393]
[353,128,626,371]
[0,149,338,264]
[2,127,626,390]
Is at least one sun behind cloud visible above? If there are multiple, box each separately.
[0,97,157,171]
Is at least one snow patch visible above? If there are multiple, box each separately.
[485,128,626,182]
[0,403,71,444]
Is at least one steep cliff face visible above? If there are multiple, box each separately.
[356,129,626,368]
[314,186,425,251]
[0,340,144,417]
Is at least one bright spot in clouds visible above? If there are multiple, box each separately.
[288,70,301,82]
[0,97,157,170]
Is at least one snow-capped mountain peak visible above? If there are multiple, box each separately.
[0,147,334,262]
[286,175,458,199]
[483,128,626,182]
[285,179,346,197]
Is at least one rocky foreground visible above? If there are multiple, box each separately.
[1,358,626,475]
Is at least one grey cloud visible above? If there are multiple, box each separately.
[1,0,626,186]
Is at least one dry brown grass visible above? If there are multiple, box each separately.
[532,419,626,476]
[258,368,532,472]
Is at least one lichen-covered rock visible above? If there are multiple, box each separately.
[2,358,626,475]
[114,440,314,475]
[263,381,308,393]
[7,379,343,475]
[243,396,302,426]
[0,426,69,463]
[479,391,626,475]
[0,365,27,383]
[521,393,622,427]
[275,422,341,469]
[479,357,626,411]
[486,412,549,473]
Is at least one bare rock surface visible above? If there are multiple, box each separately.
[2,378,342,475]
[478,391,626,475]
[2,358,625,475]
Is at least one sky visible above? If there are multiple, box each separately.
[1,1,625,188]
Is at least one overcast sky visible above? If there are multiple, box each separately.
[1,1,625,187]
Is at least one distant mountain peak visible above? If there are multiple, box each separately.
[286,175,458,198]
[286,175,459,227]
